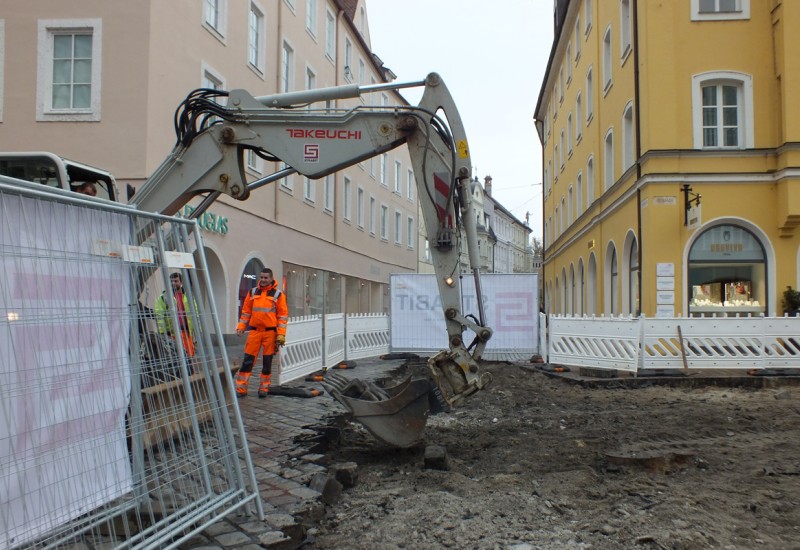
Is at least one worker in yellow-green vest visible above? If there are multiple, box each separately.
[155,272,197,357]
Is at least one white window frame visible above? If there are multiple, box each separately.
[407,169,415,201]
[356,187,364,227]
[248,2,266,75]
[585,0,593,35]
[369,196,376,235]
[394,210,402,245]
[203,0,228,39]
[568,186,574,225]
[691,0,749,21]
[587,155,595,206]
[577,171,583,216]
[304,176,315,202]
[306,0,317,37]
[323,174,333,212]
[280,162,294,191]
[37,19,103,122]
[343,177,352,221]
[575,16,582,60]
[305,65,316,109]
[406,216,415,249]
[604,129,614,191]
[325,9,336,61]
[576,93,583,140]
[566,43,572,83]
[281,40,294,92]
[394,160,402,194]
[602,26,612,93]
[622,101,635,170]
[380,153,388,186]
[620,0,632,60]
[380,204,389,240]
[692,71,754,150]
[344,37,353,81]
[245,149,263,175]
[567,113,573,155]
[586,66,594,123]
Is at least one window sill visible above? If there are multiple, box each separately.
[603,80,613,97]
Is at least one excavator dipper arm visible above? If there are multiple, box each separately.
[132,73,492,446]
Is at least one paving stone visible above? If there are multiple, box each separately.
[424,445,450,470]
[289,486,323,499]
[257,530,294,550]
[308,473,343,505]
[203,521,236,536]
[236,520,271,535]
[264,513,305,542]
[214,530,253,547]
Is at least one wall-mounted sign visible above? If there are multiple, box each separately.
[588,239,595,250]
[655,305,675,318]
[182,205,229,235]
[656,291,675,305]
[656,263,675,277]
[653,196,677,205]
[656,277,675,291]
[687,204,701,230]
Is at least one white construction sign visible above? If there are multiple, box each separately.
[390,273,539,361]
[0,194,133,548]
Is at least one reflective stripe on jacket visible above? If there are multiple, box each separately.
[237,281,288,335]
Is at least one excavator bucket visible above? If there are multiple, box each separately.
[321,372,432,448]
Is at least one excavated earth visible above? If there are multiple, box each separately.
[307,362,800,549]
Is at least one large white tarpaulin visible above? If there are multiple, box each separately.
[390,273,539,361]
[0,193,133,548]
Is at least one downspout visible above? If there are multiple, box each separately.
[633,0,643,316]
[274,0,284,220]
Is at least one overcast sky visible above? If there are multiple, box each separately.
[366,0,554,241]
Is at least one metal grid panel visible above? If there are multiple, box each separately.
[0,181,260,549]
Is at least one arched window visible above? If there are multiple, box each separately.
[578,259,585,316]
[688,224,766,316]
[588,253,598,315]
[569,264,576,315]
[239,257,266,318]
[609,245,618,314]
[629,238,640,316]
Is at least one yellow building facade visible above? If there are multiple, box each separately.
[536,0,800,318]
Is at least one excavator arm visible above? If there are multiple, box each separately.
[133,73,492,446]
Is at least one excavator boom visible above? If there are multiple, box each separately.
[132,73,492,446]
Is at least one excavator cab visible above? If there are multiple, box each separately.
[0,151,120,202]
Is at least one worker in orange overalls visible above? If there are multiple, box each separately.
[235,267,288,398]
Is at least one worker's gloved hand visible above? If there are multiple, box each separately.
[236,329,244,337]
[276,334,286,347]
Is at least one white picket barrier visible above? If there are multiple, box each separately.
[548,315,641,372]
[547,314,800,372]
[346,313,390,360]
[276,313,389,385]
[324,313,346,367]
[278,315,322,385]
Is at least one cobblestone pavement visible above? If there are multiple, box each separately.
[181,346,407,549]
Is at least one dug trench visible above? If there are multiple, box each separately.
[298,360,800,549]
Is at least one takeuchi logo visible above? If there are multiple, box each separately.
[285,129,362,139]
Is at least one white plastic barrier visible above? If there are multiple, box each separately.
[548,315,641,372]
[278,315,322,385]
[324,313,346,367]
[346,313,390,360]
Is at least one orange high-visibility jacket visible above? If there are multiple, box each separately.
[237,281,288,335]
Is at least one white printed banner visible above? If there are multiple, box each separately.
[390,273,539,360]
[0,193,133,548]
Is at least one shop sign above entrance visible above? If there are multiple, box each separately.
[182,205,229,235]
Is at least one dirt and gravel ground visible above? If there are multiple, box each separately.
[307,361,800,549]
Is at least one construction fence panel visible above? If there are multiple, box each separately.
[277,315,322,385]
[324,313,346,368]
[548,315,641,372]
[0,179,260,550]
[346,313,390,360]
[642,316,800,370]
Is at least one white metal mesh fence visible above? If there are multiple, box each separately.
[0,180,260,549]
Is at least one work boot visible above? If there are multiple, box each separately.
[235,372,251,398]
[258,374,272,398]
